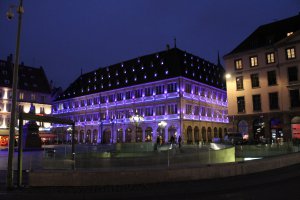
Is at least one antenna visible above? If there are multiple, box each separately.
[174,37,177,48]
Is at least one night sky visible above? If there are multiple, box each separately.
[1,0,300,90]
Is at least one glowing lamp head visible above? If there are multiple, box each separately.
[225,73,231,79]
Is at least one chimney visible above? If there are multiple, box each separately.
[166,44,170,50]
[7,54,13,63]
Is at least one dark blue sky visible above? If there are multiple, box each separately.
[1,0,300,90]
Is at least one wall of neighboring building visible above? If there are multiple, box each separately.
[224,32,300,142]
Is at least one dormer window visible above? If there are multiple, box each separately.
[116,70,118,76]
[106,67,109,72]
[124,69,126,74]
[121,63,124,68]
[287,32,293,37]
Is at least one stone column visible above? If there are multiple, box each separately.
[164,126,168,143]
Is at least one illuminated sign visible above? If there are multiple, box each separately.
[292,124,300,139]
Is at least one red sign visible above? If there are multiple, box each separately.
[292,124,300,139]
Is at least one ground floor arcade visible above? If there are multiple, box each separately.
[230,111,300,143]
[52,120,229,145]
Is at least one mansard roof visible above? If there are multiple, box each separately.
[0,55,51,94]
[57,47,226,101]
[226,13,300,56]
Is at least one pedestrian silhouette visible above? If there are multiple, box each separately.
[178,136,182,148]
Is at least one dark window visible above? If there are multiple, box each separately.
[251,73,259,88]
[125,91,131,99]
[167,83,177,93]
[252,94,261,111]
[117,93,123,101]
[135,89,142,98]
[288,66,298,82]
[156,85,164,95]
[236,76,244,90]
[108,94,115,102]
[267,70,277,85]
[145,87,152,96]
[290,89,300,108]
[237,96,245,113]
[185,84,192,93]
[100,96,106,103]
[269,92,279,110]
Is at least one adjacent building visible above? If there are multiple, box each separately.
[52,47,229,144]
[0,55,52,146]
[224,14,300,142]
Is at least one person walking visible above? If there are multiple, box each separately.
[178,135,182,148]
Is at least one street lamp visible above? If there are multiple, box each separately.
[6,0,24,189]
[158,121,167,143]
[225,73,232,79]
[109,115,116,143]
[130,112,144,142]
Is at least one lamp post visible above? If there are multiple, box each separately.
[130,113,144,142]
[6,0,24,189]
[158,121,167,143]
[110,115,115,143]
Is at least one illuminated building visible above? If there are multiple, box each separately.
[52,47,228,144]
[0,55,52,145]
[224,14,300,142]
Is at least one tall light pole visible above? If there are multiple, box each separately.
[158,121,167,143]
[6,0,24,189]
[130,112,144,142]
